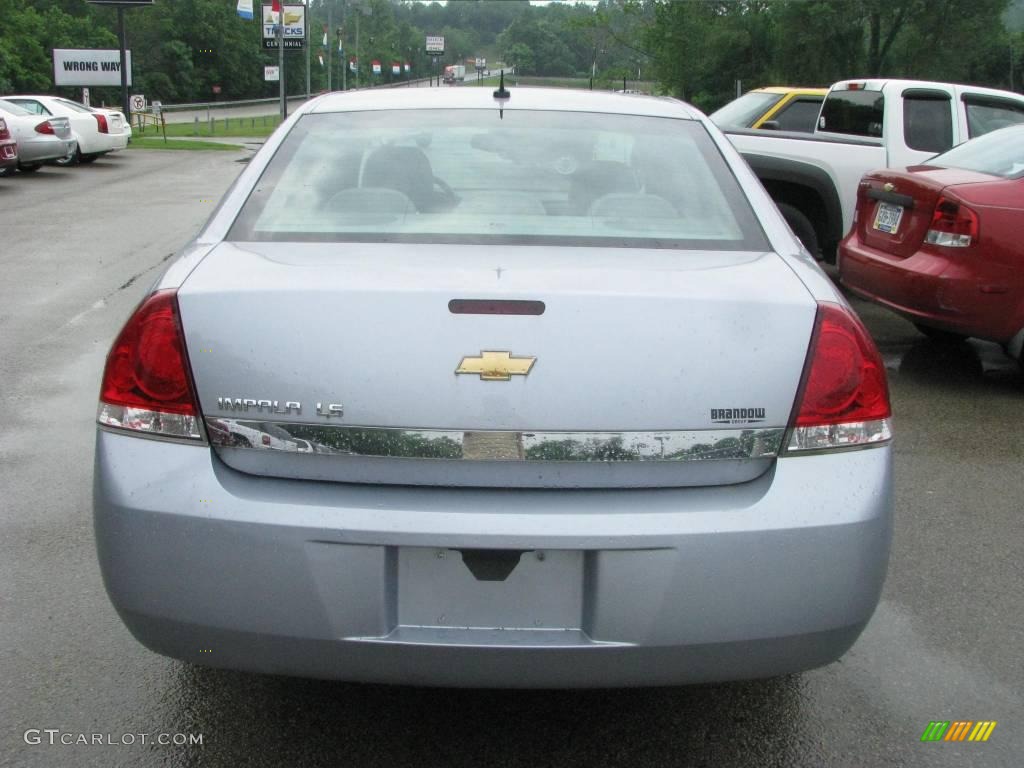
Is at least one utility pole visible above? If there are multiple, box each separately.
[327,4,332,91]
[304,0,310,98]
[278,1,286,118]
[117,6,129,120]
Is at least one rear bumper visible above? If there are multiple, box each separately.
[80,133,129,155]
[839,235,1023,343]
[19,136,75,164]
[94,429,893,688]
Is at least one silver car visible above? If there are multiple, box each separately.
[0,99,76,173]
[93,87,893,688]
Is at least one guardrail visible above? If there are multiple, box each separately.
[156,77,437,120]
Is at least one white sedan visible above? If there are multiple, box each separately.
[0,99,76,174]
[5,95,130,164]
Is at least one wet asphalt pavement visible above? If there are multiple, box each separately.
[1,151,1021,768]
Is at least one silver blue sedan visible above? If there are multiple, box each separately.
[93,87,893,688]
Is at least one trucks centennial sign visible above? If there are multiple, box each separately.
[262,4,305,49]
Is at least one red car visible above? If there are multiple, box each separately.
[0,116,17,174]
[839,124,1024,364]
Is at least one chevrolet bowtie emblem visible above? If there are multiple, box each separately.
[884,182,896,192]
[456,351,536,381]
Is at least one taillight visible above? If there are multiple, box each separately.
[34,121,55,135]
[925,196,977,248]
[0,118,10,140]
[94,113,109,133]
[785,302,892,453]
[97,290,204,441]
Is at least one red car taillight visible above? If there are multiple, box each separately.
[94,113,109,133]
[925,196,978,248]
[0,118,10,140]
[97,290,205,441]
[34,120,55,135]
[785,302,892,453]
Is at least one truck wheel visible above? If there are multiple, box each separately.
[913,323,966,343]
[777,203,820,260]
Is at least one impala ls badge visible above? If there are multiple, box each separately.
[456,351,536,381]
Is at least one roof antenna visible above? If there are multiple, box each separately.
[493,69,511,100]
[493,69,510,119]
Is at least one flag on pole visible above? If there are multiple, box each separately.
[372,60,381,75]
[322,25,328,47]
[271,0,281,12]
[236,0,253,20]
[391,62,400,76]
[404,62,410,73]
[318,54,324,68]
[349,57,357,72]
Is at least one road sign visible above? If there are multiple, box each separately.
[129,94,145,112]
[264,65,280,81]
[53,49,133,87]
[425,35,444,54]
[263,4,305,48]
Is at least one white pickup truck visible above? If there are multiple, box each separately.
[724,78,1024,260]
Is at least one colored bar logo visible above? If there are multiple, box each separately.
[921,721,997,742]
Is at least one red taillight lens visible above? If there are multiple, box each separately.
[34,121,55,135]
[94,113,109,133]
[97,290,204,441]
[0,118,10,140]
[786,302,892,452]
[925,196,978,248]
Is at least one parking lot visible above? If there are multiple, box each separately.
[1,150,1021,767]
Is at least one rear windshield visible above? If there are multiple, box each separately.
[0,99,32,117]
[929,125,1024,178]
[56,99,92,113]
[229,109,768,251]
[818,89,884,137]
[709,91,783,128]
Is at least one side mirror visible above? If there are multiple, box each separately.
[759,120,781,130]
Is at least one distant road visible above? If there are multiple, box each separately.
[160,77,440,124]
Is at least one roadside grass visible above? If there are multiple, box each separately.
[133,115,281,138]
[127,137,242,151]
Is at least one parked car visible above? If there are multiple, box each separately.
[0,117,17,173]
[0,99,76,174]
[89,104,133,141]
[724,79,1024,260]
[839,124,1024,363]
[94,87,893,688]
[4,95,129,164]
[710,87,827,133]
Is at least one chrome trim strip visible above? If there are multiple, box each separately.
[204,418,785,462]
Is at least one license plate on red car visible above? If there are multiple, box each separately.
[873,202,903,234]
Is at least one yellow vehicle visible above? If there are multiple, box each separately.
[710,87,827,133]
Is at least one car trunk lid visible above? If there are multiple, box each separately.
[178,242,817,488]
[855,167,997,258]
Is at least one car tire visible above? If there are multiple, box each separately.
[54,147,80,167]
[18,163,42,173]
[777,203,820,260]
[913,323,966,343]
[0,166,13,178]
